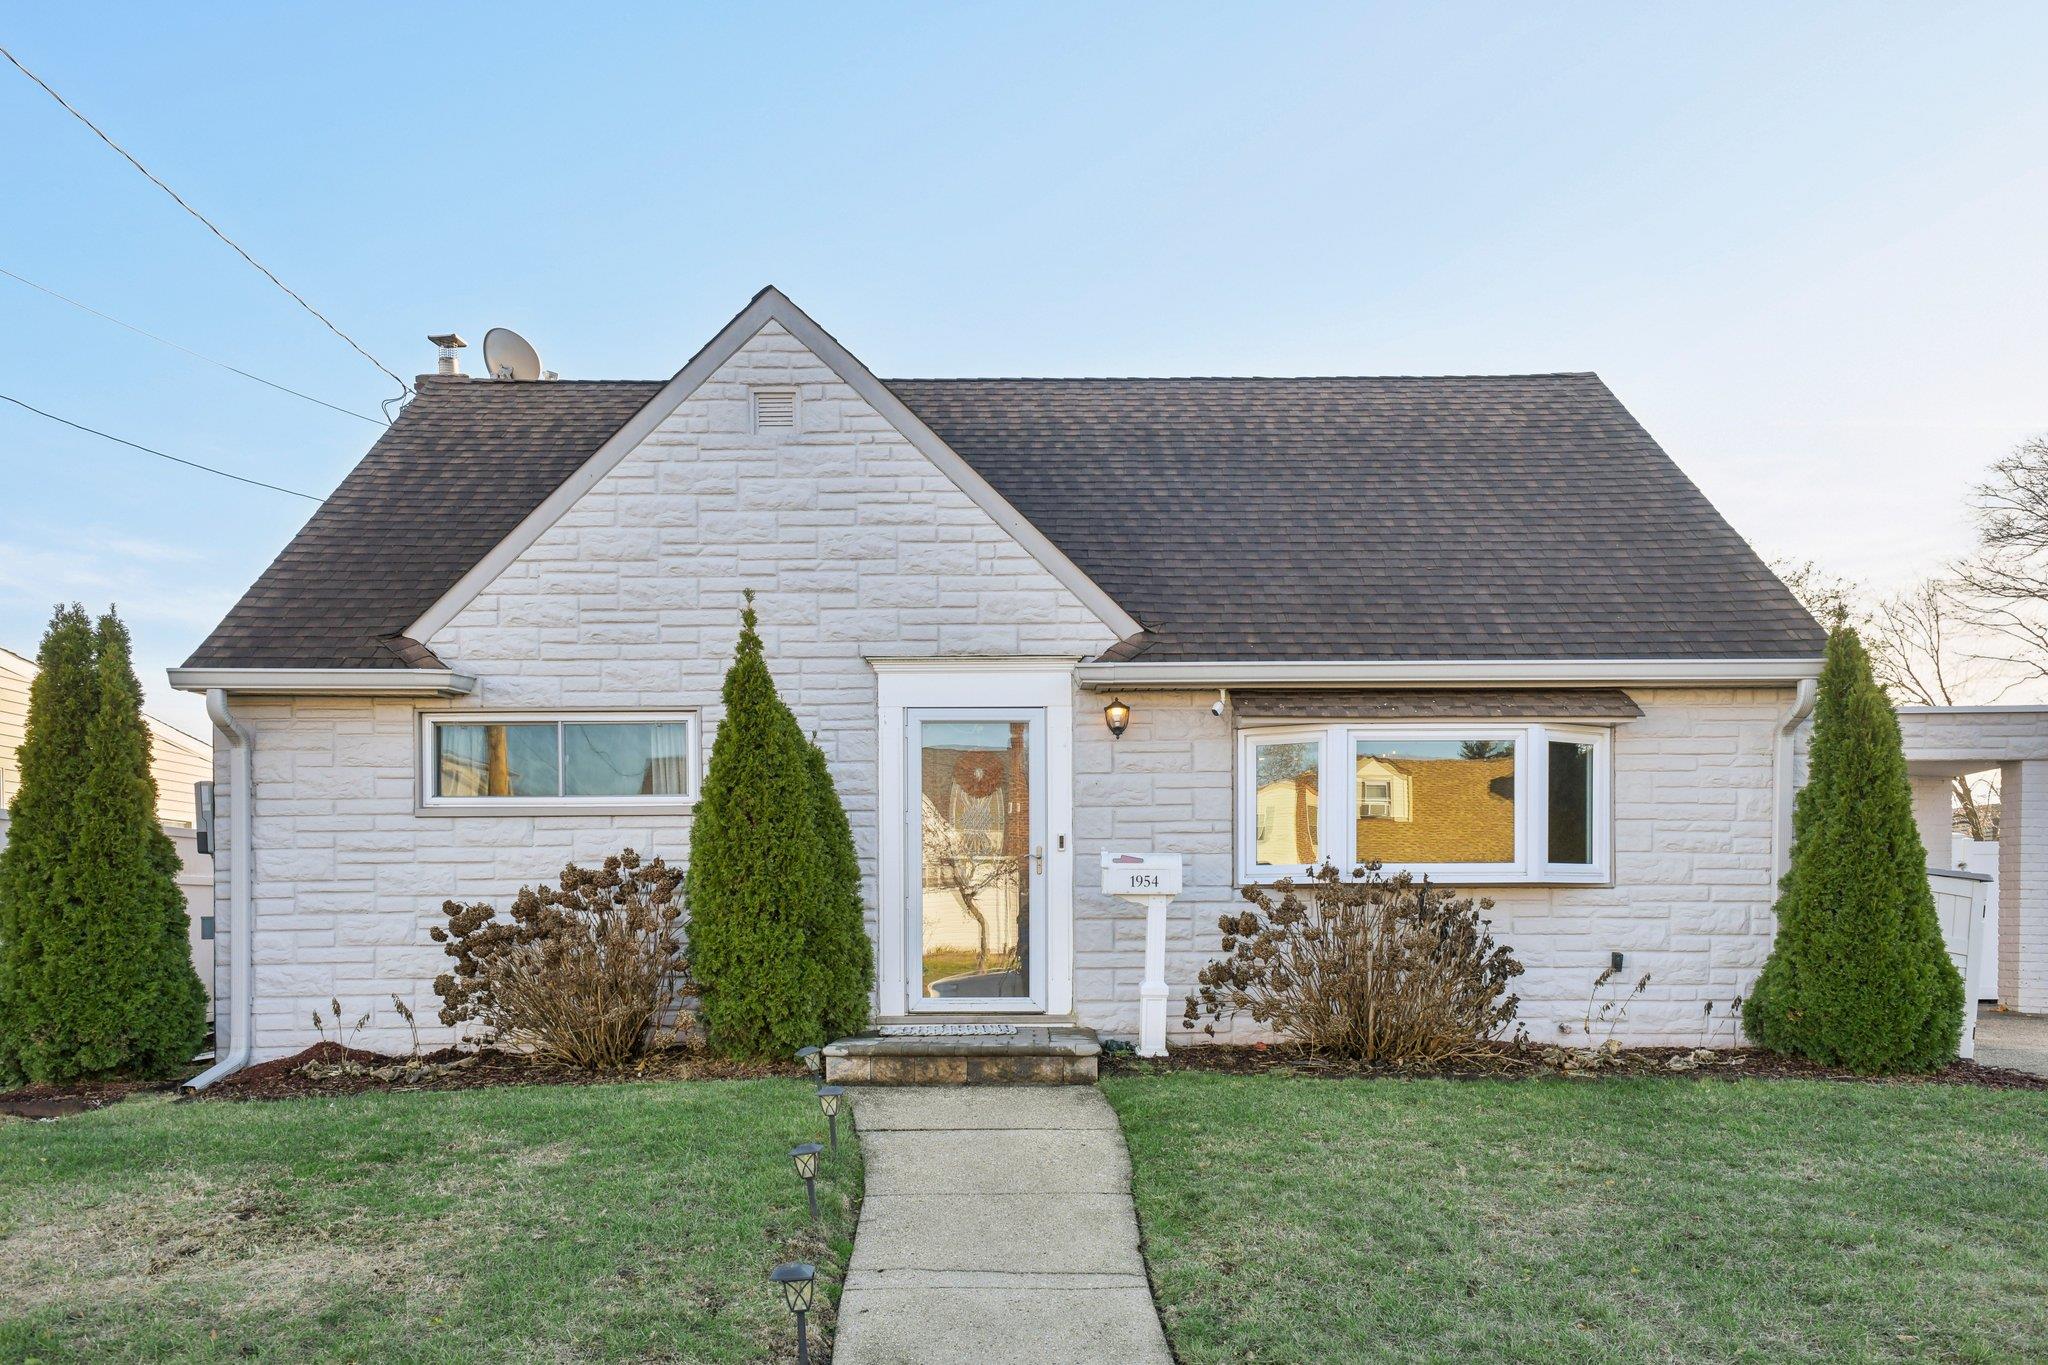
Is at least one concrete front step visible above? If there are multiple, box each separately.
[824,1025,1101,1084]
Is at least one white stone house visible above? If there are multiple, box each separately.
[173,287,1845,1066]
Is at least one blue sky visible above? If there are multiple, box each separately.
[4,4,2046,729]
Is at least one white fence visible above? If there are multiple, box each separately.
[1928,867,1991,1060]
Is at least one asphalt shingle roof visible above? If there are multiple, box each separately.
[186,371,1823,670]
[186,378,663,668]
[887,376,1823,662]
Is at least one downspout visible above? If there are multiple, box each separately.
[1771,678,1818,883]
[182,689,253,1093]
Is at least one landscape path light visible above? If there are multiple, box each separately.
[789,1141,823,1220]
[816,1084,845,1151]
[795,1045,822,1076]
[770,1261,816,1365]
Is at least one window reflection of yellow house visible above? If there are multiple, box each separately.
[1256,754,1517,866]
[1356,755,1515,863]
[1254,774,1320,864]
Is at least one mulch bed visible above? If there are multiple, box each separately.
[0,1075,189,1119]
[199,1041,804,1102]
[0,1042,804,1116]
[1105,1040,2048,1090]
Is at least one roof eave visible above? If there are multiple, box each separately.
[1072,657,1826,690]
[167,667,478,697]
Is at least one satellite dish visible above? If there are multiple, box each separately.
[481,327,543,381]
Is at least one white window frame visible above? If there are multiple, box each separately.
[1234,720,1612,886]
[1237,726,1338,882]
[418,710,700,814]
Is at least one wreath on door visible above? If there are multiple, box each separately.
[952,751,1004,799]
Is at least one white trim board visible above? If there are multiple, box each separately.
[1898,704,2048,715]
[404,287,1142,646]
[1075,658,1824,689]
[168,667,477,696]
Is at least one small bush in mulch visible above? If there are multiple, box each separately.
[433,849,691,1071]
[1109,1038,2048,1091]
[1185,861,1523,1069]
[196,1040,802,1102]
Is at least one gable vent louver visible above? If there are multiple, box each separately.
[751,387,798,432]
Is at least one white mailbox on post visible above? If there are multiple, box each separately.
[1101,852,1184,1057]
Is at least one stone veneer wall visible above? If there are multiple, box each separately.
[215,677,1796,1057]
[1069,686,1797,1047]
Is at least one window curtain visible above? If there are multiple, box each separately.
[643,723,690,795]
[437,725,490,797]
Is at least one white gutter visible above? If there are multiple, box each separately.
[183,689,254,1093]
[1771,677,1820,882]
[1074,658,1827,689]
[168,667,475,696]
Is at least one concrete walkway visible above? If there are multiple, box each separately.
[832,1087,1172,1365]
[1977,1006,2048,1077]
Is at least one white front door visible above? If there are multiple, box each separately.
[873,660,1077,1019]
[906,709,1047,1011]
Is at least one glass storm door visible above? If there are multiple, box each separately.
[907,709,1047,1011]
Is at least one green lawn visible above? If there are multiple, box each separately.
[1,1079,860,1363]
[1103,1073,2048,1363]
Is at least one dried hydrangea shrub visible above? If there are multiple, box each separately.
[433,849,689,1069]
[1183,861,1523,1066]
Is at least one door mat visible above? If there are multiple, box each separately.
[876,1023,1019,1038]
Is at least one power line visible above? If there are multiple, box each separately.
[0,44,412,405]
[0,266,386,426]
[0,392,324,502]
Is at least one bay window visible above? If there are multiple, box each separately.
[421,711,699,811]
[1237,721,1610,884]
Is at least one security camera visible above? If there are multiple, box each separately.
[1210,689,1227,718]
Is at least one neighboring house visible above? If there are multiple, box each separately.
[173,287,1839,1061]
[0,644,216,999]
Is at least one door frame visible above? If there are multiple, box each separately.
[873,659,1077,1019]
[904,706,1047,1012]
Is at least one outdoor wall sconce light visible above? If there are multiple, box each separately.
[794,1045,821,1076]
[1104,697,1130,739]
[789,1142,824,1220]
[770,1261,817,1365]
[816,1084,845,1151]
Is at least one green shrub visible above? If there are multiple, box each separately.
[685,595,871,1058]
[1747,626,1964,1072]
[805,737,874,1039]
[0,607,207,1084]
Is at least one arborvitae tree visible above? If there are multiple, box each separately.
[0,607,206,1082]
[1747,625,1964,1072]
[0,606,96,1083]
[686,595,848,1058]
[805,736,874,1039]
